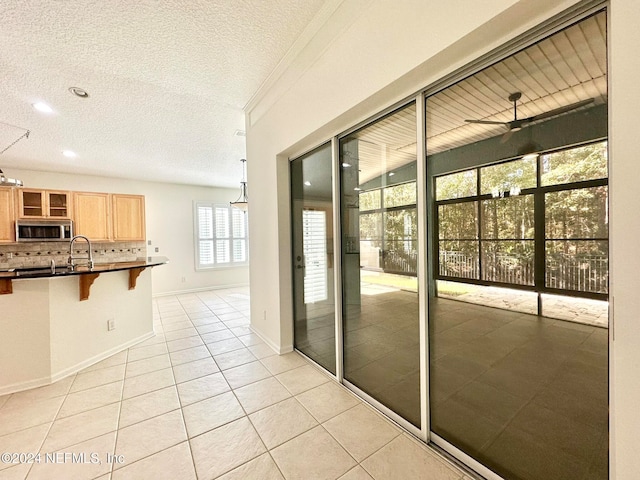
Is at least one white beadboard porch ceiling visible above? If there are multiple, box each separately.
[351,11,607,185]
[0,0,327,187]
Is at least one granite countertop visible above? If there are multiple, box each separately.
[0,256,169,279]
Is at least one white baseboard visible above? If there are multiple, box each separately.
[0,331,155,397]
[0,375,54,397]
[250,324,292,355]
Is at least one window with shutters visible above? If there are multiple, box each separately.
[195,203,248,268]
[302,209,327,303]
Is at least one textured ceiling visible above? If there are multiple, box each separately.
[0,0,326,187]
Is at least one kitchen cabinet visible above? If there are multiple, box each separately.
[73,192,112,241]
[112,194,145,241]
[16,189,71,218]
[0,188,15,242]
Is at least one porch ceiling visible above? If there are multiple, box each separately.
[350,12,607,185]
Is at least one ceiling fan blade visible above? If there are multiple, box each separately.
[464,119,509,125]
[525,98,595,123]
[500,129,514,144]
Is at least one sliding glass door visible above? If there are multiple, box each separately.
[426,11,608,480]
[339,103,421,428]
[291,143,336,374]
[289,7,608,480]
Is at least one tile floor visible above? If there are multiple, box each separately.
[0,287,470,480]
[296,284,608,480]
[430,298,608,480]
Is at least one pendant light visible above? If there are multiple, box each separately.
[230,158,248,212]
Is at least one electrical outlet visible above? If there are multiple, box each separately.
[7,252,13,259]
[155,247,159,253]
[147,240,152,245]
[107,318,115,331]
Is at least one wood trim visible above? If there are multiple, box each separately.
[128,267,146,290]
[0,279,12,295]
[79,273,100,301]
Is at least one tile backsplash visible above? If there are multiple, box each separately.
[0,241,147,270]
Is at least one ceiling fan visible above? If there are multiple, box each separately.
[465,92,595,143]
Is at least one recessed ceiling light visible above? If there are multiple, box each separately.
[32,102,53,113]
[62,150,77,158]
[354,187,362,191]
[342,162,351,168]
[304,181,311,186]
[389,172,395,176]
[69,87,89,98]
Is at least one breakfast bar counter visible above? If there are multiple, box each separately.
[0,256,168,299]
[0,257,168,395]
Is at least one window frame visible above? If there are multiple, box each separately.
[433,140,608,299]
[194,202,249,270]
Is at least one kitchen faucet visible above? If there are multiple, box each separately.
[68,235,94,270]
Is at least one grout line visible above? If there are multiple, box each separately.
[109,347,128,477]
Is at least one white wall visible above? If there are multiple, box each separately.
[48,270,152,375]
[0,271,154,395]
[0,279,51,391]
[246,0,640,477]
[245,0,578,352]
[9,168,249,295]
[609,1,640,477]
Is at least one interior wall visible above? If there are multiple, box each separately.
[8,168,249,295]
[244,0,640,477]
[245,0,581,373]
[609,1,640,477]
[0,278,51,392]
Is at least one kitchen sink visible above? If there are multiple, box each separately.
[12,266,74,277]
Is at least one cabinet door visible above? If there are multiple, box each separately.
[18,189,45,217]
[47,191,71,218]
[112,194,145,241]
[74,192,111,241]
[17,189,71,218]
[0,188,15,242]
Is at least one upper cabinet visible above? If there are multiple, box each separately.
[112,194,145,241]
[73,192,112,242]
[0,188,15,242]
[2,189,145,243]
[17,189,71,218]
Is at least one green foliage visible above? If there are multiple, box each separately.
[436,170,476,201]
[545,186,608,239]
[541,141,607,186]
[480,157,537,195]
[384,182,416,208]
[435,141,608,290]
[359,190,381,211]
[481,195,535,240]
[438,202,477,239]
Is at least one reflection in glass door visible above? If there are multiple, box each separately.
[426,11,608,480]
[339,103,421,428]
[291,143,336,374]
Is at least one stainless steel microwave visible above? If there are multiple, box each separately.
[16,219,73,242]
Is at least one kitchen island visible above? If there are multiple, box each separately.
[0,257,168,395]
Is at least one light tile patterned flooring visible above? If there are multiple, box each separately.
[0,287,470,480]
